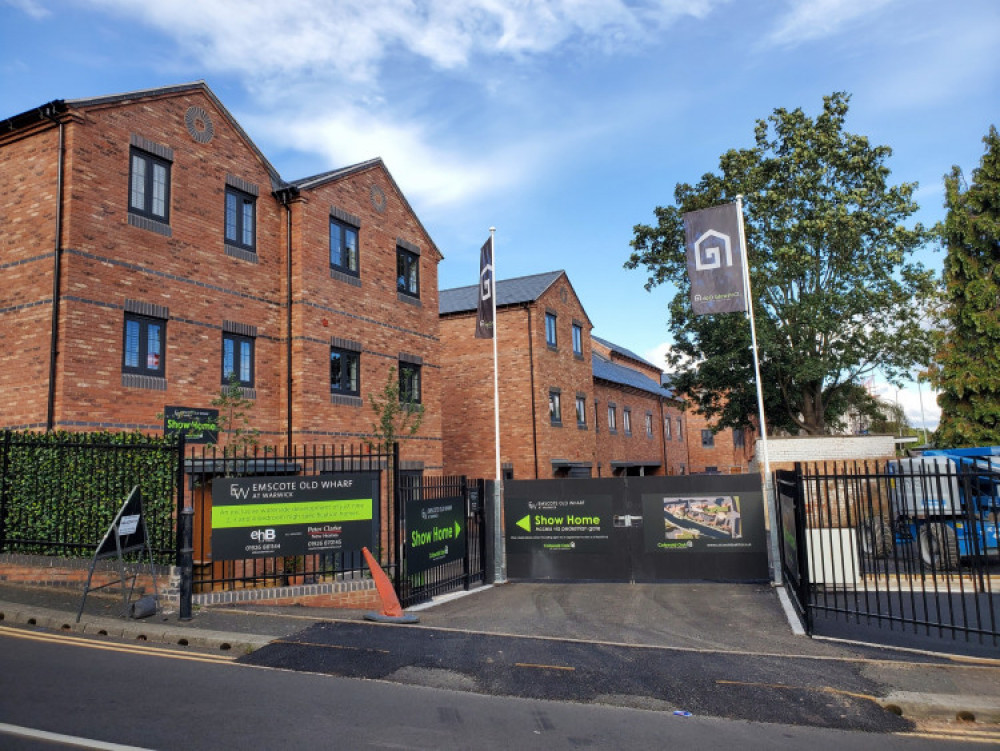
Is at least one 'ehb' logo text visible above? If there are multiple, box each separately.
[694,229,733,271]
[230,485,250,500]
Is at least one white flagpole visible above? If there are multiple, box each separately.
[489,227,506,583]
[735,196,779,585]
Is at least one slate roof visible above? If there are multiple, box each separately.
[592,353,674,400]
[591,335,661,371]
[439,270,565,315]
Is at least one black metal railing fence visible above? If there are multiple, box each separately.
[183,442,397,594]
[0,430,179,563]
[784,458,999,648]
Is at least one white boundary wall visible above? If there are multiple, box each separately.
[754,434,896,468]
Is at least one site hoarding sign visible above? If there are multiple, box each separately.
[405,496,466,574]
[505,476,768,581]
[504,487,625,580]
[211,474,373,560]
[506,494,613,554]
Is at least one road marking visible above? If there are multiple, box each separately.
[515,662,576,671]
[0,624,235,663]
[902,725,1000,745]
[715,679,878,702]
[0,721,156,750]
[272,638,391,654]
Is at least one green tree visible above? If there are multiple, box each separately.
[627,93,936,435]
[930,125,1000,447]
[367,366,424,452]
[212,373,260,455]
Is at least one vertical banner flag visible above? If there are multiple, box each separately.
[682,203,747,316]
[475,234,495,338]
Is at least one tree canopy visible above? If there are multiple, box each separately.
[626,93,936,435]
[930,125,1000,447]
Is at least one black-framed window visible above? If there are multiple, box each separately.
[608,404,617,433]
[677,418,683,441]
[399,362,422,403]
[733,428,746,448]
[397,247,419,297]
[701,429,715,448]
[225,187,255,252]
[664,416,672,440]
[331,218,359,275]
[549,390,562,425]
[572,323,583,357]
[576,395,587,427]
[545,312,557,348]
[222,332,254,387]
[129,148,170,222]
[331,347,360,396]
[624,408,632,436]
[123,313,165,377]
[645,412,653,438]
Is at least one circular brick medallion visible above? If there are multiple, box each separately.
[185,106,214,143]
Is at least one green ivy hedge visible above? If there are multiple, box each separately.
[0,431,179,564]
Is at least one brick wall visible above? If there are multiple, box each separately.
[440,273,597,479]
[0,85,443,472]
[0,124,60,429]
[287,164,443,470]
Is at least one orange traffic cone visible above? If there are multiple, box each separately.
[362,547,419,624]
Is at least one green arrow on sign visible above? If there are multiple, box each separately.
[516,515,531,532]
[454,520,461,537]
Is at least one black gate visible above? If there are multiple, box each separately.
[774,469,810,631]
[397,475,487,607]
[504,474,768,581]
[777,460,1000,655]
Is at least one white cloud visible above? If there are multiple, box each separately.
[261,106,527,209]
[83,0,723,84]
[764,0,895,47]
[5,0,49,19]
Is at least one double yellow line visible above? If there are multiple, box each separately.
[0,624,235,664]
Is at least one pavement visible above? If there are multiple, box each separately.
[2,579,999,731]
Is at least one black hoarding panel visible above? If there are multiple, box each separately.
[504,475,768,582]
[505,479,630,580]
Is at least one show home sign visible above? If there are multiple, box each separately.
[211,475,373,560]
[405,497,465,574]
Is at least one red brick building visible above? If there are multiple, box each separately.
[439,271,692,478]
[0,82,443,471]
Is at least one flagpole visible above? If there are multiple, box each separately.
[489,227,506,584]
[736,195,779,585]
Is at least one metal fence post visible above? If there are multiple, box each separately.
[174,435,193,621]
[392,442,402,594]
[461,476,471,591]
[793,462,813,634]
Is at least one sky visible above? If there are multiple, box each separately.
[3,0,998,432]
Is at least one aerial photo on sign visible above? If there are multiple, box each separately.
[641,493,762,554]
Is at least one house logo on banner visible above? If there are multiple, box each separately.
[683,202,747,316]
[693,230,733,270]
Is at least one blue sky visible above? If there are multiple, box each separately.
[3,0,998,431]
